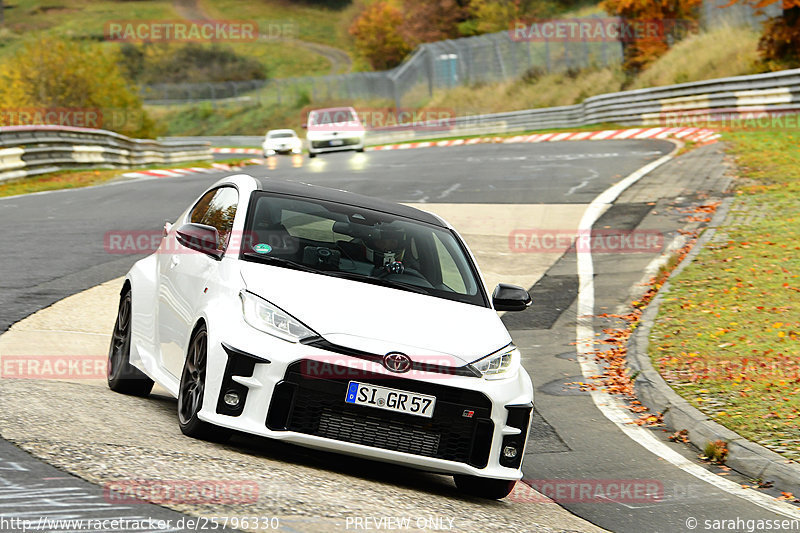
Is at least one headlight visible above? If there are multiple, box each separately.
[240,291,318,343]
[470,345,520,380]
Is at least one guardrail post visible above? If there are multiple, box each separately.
[493,40,507,79]
[545,39,551,72]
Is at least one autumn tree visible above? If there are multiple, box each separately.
[0,37,158,137]
[462,0,559,34]
[730,0,800,68]
[602,0,702,73]
[400,0,468,45]
[349,1,412,69]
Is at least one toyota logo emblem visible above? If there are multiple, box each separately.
[383,352,412,373]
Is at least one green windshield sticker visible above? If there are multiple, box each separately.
[253,243,272,254]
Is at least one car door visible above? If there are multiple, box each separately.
[158,186,239,378]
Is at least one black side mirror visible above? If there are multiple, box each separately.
[492,283,532,312]
[175,223,223,259]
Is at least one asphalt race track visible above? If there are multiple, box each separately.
[1,140,799,532]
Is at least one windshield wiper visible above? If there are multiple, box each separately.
[323,271,429,295]
[242,253,319,273]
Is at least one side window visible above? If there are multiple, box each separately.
[190,187,238,251]
[190,190,217,224]
[433,234,467,293]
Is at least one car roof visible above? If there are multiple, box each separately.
[267,129,297,135]
[254,178,446,228]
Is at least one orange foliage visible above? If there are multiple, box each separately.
[725,1,800,68]
[349,2,412,70]
[601,0,702,72]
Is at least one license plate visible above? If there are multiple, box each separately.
[345,382,436,418]
[329,139,344,146]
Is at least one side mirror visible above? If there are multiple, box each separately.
[492,283,531,312]
[301,123,308,129]
[175,223,223,259]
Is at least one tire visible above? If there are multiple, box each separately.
[308,152,317,158]
[107,289,154,396]
[178,325,232,443]
[356,147,365,153]
[454,475,516,500]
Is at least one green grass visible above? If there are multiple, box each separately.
[0,0,351,81]
[202,0,356,50]
[155,20,766,136]
[0,158,243,197]
[649,124,800,461]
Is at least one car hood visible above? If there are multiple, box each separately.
[239,262,510,366]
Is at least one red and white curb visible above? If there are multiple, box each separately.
[121,161,263,179]
[212,147,262,154]
[368,127,720,151]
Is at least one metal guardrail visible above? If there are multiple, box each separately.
[141,1,776,109]
[361,68,800,145]
[0,126,212,182]
[154,68,800,149]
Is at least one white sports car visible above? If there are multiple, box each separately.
[262,129,302,157]
[108,174,534,499]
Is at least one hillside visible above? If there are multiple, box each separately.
[0,0,357,79]
[150,24,763,136]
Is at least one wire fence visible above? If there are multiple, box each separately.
[141,4,780,108]
[142,26,623,108]
[701,0,781,29]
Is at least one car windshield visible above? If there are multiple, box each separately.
[269,132,295,138]
[310,109,357,126]
[241,192,487,307]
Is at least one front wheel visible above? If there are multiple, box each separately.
[454,475,516,500]
[178,325,232,442]
[107,288,154,396]
[308,152,317,158]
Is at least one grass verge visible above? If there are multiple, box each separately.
[649,125,800,461]
[0,159,250,198]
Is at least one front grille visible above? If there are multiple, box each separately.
[318,410,440,456]
[311,138,359,149]
[267,361,494,467]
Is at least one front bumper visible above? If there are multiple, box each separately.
[263,143,301,155]
[199,325,533,480]
[307,135,365,154]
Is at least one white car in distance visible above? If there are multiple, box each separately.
[262,129,302,157]
[304,106,366,158]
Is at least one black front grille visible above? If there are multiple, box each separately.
[311,138,359,149]
[267,361,494,467]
